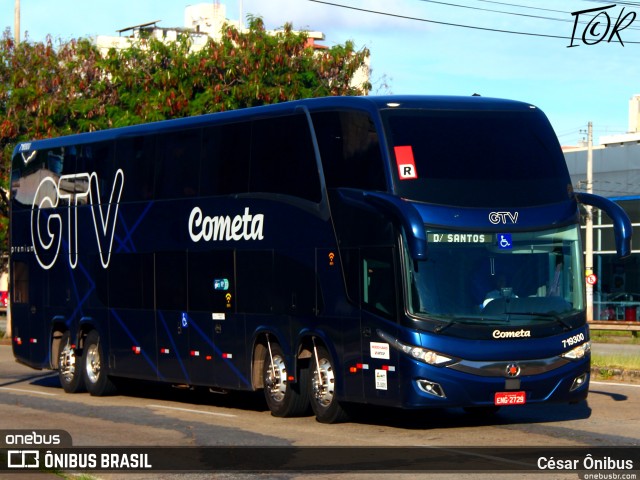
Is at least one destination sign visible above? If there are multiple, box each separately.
[428,233,492,244]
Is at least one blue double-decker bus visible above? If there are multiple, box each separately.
[9,96,631,423]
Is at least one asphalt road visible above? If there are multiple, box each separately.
[1,344,639,480]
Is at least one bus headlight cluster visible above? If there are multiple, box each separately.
[377,329,455,366]
[406,346,452,365]
[561,341,591,360]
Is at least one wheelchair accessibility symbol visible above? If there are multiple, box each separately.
[498,234,512,250]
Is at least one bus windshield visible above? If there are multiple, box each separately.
[404,225,584,327]
[383,108,572,207]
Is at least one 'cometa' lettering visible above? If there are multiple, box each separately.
[189,207,264,242]
[492,329,532,339]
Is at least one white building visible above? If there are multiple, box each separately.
[92,3,326,55]
[563,95,640,320]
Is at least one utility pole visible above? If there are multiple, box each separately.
[14,0,20,44]
[7,4,18,339]
[585,121,594,322]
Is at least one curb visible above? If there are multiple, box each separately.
[591,366,640,384]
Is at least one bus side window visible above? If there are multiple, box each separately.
[249,114,321,203]
[311,111,387,191]
[116,136,155,202]
[200,122,251,196]
[236,251,273,314]
[81,140,116,201]
[273,253,319,316]
[108,254,154,310]
[12,261,29,304]
[49,146,77,178]
[156,128,201,199]
[188,251,235,312]
[156,252,188,311]
[362,248,397,319]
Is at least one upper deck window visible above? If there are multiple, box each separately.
[312,111,387,191]
[383,108,572,207]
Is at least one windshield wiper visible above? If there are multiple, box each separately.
[434,316,510,334]
[501,311,572,331]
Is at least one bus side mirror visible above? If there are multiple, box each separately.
[364,192,428,261]
[575,192,632,259]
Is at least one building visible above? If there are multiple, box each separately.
[90,2,368,93]
[563,95,640,320]
[93,3,326,53]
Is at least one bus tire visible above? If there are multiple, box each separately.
[263,343,310,417]
[309,345,348,424]
[57,331,85,393]
[82,330,117,396]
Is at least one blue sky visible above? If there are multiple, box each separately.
[5,0,640,146]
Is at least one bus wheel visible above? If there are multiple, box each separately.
[82,330,117,396]
[58,331,85,393]
[309,345,348,424]
[263,343,310,417]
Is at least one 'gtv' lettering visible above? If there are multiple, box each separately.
[489,211,519,225]
[31,170,124,270]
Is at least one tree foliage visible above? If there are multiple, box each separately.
[0,17,371,260]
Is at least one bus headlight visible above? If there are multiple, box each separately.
[407,346,453,365]
[377,329,456,366]
[561,341,591,360]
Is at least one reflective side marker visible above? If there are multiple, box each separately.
[350,363,370,373]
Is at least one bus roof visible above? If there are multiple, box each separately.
[13,95,539,155]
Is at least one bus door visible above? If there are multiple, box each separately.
[11,258,48,368]
[359,248,401,402]
[316,247,364,400]
[225,250,272,391]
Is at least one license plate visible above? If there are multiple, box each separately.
[494,391,526,406]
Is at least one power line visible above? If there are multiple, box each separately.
[585,0,640,6]
[475,0,571,15]
[418,0,640,31]
[418,0,576,23]
[482,0,639,15]
[307,0,570,40]
[307,0,640,42]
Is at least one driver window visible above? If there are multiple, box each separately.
[362,248,397,318]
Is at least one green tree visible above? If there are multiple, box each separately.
[0,17,371,265]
